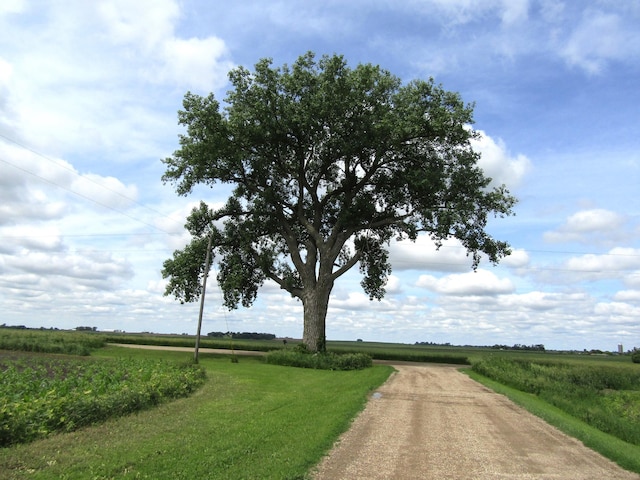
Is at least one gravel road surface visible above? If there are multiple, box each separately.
[312,364,639,480]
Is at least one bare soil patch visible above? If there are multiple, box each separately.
[312,364,640,480]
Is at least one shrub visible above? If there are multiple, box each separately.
[632,352,640,364]
[265,350,372,370]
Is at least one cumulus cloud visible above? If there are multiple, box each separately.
[544,209,627,244]
[5,250,133,285]
[561,248,640,281]
[390,236,474,272]
[624,271,640,289]
[0,225,63,253]
[0,141,139,224]
[416,269,515,296]
[470,130,531,189]
[98,0,232,92]
[613,290,640,304]
[500,248,530,269]
[158,37,233,91]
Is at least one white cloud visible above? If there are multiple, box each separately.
[0,225,63,252]
[0,0,26,15]
[613,290,640,304]
[471,130,530,189]
[416,269,515,296]
[561,248,640,281]
[385,274,402,294]
[544,209,627,244]
[559,9,640,74]
[71,174,138,210]
[390,236,474,272]
[158,36,233,91]
[98,0,232,92]
[98,0,180,51]
[500,248,530,269]
[624,271,640,289]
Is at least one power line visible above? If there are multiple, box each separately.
[0,134,184,235]
[0,155,182,235]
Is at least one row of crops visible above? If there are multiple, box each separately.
[0,331,206,447]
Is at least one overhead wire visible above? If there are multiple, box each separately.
[0,133,185,236]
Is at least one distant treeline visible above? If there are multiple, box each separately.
[415,340,546,352]
[207,331,276,340]
[491,343,546,351]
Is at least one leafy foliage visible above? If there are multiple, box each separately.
[0,353,206,447]
[161,52,516,351]
[632,351,640,364]
[472,356,640,446]
[265,349,372,370]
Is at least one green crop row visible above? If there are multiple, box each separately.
[0,353,205,447]
[472,355,640,446]
[0,329,106,356]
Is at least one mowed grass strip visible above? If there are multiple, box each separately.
[0,346,393,480]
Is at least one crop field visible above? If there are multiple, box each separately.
[102,332,474,364]
[0,329,105,356]
[472,355,640,446]
[0,350,205,447]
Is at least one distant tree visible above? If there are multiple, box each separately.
[161,52,516,352]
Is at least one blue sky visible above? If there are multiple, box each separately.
[1,0,639,351]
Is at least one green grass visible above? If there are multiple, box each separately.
[465,368,640,474]
[0,346,393,479]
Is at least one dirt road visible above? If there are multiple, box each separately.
[312,364,639,480]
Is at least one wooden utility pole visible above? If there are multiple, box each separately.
[194,233,213,364]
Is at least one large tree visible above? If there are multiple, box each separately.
[161,52,516,352]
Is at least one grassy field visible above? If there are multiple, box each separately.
[0,346,393,479]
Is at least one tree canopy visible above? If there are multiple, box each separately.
[161,52,516,352]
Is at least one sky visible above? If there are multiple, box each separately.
[1,0,639,351]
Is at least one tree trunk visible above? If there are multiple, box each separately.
[302,283,332,352]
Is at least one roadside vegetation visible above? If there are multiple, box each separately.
[469,355,640,473]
